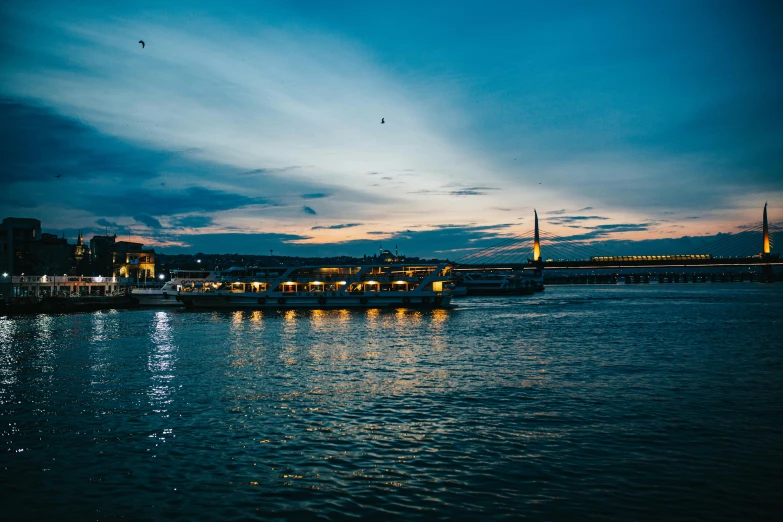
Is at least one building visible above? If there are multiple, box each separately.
[89,234,117,276]
[29,232,74,275]
[112,241,156,282]
[0,217,42,276]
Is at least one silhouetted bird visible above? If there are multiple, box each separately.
[381,118,385,124]
[55,174,61,178]
[138,40,145,48]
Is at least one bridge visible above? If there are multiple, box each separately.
[452,204,781,283]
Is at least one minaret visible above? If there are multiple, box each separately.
[763,202,770,255]
[533,209,541,262]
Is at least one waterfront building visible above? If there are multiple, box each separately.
[9,274,120,297]
[112,241,156,283]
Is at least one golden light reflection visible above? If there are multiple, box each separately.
[366,308,380,325]
[432,309,448,324]
[250,311,262,323]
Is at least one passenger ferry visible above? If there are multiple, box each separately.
[176,263,454,310]
[132,269,219,306]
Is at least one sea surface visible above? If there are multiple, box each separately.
[2,285,782,521]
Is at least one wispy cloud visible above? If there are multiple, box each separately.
[547,215,610,225]
[172,215,215,228]
[312,223,362,230]
[302,206,317,215]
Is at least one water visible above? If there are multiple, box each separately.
[2,285,782,520]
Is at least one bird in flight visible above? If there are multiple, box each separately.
[381,118,385,124]
[138,40,145,48]
[55,174,61,178]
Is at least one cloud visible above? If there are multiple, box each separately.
[449,189,492,196]
[409,186,500,197]
[3,3,781,251]
[95,218,123,229]
[163,232,312,255]
[133,214,163,229]
[547,215,610,225]
[239,166,300,176]
[311,223,362,230]
[0,98,171,184]
[302,206,317,215]
[172,215,215,228]
[587,223,651,232]
[546,209,567,215]
[302,193,329,199]
[553,223,653,240]
[85,186,272,217]
[0,9,497,231]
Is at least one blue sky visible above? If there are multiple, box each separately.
[1,0,780,257]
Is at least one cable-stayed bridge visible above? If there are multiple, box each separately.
[452,204,780,282]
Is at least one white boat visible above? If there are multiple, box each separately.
[177,263,454,310]
[132,269,219,306]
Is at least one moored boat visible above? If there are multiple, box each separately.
[177,263,454,310]
[132,269,219,306]
[455,270,538,296]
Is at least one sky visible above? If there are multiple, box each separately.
[1,0,781,258]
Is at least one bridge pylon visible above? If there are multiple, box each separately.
[761,202,775,283]
[533,209,541,263]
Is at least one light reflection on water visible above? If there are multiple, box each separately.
[0,318,19,397]
[1,286,782,521]
[147,311,177,416]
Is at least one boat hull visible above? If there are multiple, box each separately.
[3,295,140,315]
[132,290,184,307]
[464,287,536,296]
[178,292,453,310]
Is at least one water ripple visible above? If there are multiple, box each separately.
[1,286,782,520]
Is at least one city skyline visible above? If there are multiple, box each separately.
[1,1,781,258]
